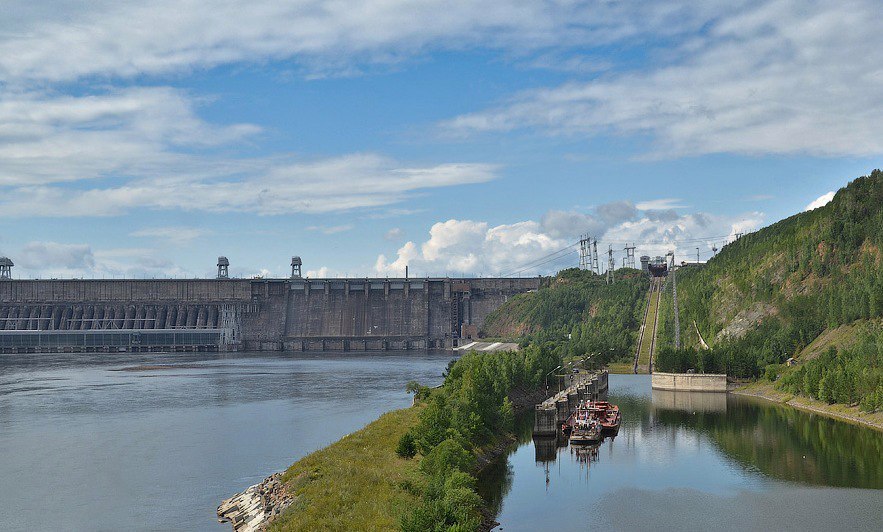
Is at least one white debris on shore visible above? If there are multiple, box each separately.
[217,473,294,532]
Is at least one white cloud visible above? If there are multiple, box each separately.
[0,1,733,83]
[375,219,565,277]
[0,155,497,217]
[805,191,835,211]
[635,199,687,211]
[0,86,498,218]
[443,0,883,157]
[11,241,190,279]
[307,225,354,235]
[384,228,404,240]
[375,208,764,276]
[306,266,331,278]
[17,242,95,271]
[0,88,498,216]
[0,87,258,187]
[540,210,605,240]
[131,227,211,245]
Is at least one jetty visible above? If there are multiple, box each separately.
[533,370,609,436]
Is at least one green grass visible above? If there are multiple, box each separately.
[636,287,660,371]
[606,362,635,374]
[796,319,880,362]
[270,406,425,531]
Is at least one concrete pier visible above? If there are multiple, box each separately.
[533,370,608,436]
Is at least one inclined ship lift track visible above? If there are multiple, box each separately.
[633,276,663,374]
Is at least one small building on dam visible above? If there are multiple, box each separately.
[0,275,541,353]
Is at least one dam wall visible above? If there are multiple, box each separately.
[651,372,728,392]
[0,277,540,353]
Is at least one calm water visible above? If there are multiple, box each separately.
[0,351,452,531]
[479,374,883,531]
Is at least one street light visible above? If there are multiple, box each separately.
[545,365,562,392]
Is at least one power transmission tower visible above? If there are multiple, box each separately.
[623,243,636,269]
[606,245,615,284]
[578,234,591,271]
[696,247,700,263]
[591,239,600,275]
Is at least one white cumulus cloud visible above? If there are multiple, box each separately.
[375,207,764,276]
[805,191,835,211]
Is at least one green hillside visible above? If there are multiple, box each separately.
[482,268,648,367]
[656,169,883,412]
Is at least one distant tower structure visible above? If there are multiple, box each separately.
[624,244,636,269]
[591,239,600,275]
[640,255,651,273]
[217,256,230,279]
[696,247,700,263]
[606,245,615,285]
[291,256,302,278]
[0,257,12,279]
[712,243,718,255]
[579,234,591,271]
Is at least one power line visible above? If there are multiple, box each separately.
[498,241,580,277]
[502,250,579,277]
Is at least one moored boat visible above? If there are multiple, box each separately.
[587,400,621,433]
[568,409,602,444]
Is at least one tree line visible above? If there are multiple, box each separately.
[397,345,559,531]
[483,267,648,367]
[656,170,883,413]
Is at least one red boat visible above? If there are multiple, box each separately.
[587,400,621,433]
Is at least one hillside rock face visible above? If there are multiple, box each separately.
[715,302,777,341]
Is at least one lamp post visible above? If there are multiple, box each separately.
[545,365,562,393]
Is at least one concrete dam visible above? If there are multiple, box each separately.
[0,277,541,353]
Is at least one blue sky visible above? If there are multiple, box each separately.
[0,0,880,279]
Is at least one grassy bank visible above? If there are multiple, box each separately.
[733,381,883,432]
[269,406,424,531]
[266,345,559,531]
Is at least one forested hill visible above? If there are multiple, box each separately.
[657,169,883,412]
[482,268,647,366]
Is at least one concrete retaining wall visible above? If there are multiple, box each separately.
[651,372,727,392]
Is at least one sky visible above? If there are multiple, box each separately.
[1,0,881,279]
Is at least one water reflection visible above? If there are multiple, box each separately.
[479,374,883,531]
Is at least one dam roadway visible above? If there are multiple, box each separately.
[0,277,540,353]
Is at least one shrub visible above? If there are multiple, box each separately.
[420,438,471,477]
[396,432,417,458]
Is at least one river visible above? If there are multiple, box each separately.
[3,359,881,531]
[478,374,883,531]
[0,351,452,531]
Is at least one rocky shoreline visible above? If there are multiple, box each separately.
[217,473,294,532]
